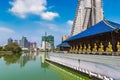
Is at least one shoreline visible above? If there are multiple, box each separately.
[46,52,120,80]
[46,59,102,80]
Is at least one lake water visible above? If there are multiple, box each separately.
[0,52,91,80]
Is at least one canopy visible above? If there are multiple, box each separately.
[65,20,120,42]
[57,42,70,47]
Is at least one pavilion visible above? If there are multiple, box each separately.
[58,20,120,55]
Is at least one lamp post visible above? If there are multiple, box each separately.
[78,59,80,69]
[44,32,47,58]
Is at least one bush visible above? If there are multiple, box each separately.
[0,46,3,51]
[4,43,22,53]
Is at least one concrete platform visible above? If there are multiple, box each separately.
[46,53,120,80]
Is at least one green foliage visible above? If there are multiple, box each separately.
[0,52,21,64]
[0,46,3,51]
[4,42,22,53]
[4,54,21,65]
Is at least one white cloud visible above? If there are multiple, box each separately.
[41,12,59,20]
[0,27,15,34]
[9,0,59,20]
[67,20,73,26]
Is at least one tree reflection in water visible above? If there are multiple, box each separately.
[0,53,21,65]
[0,52,38,66]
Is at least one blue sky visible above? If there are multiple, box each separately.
[0,0,120,46]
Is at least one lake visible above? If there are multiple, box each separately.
[0,52,91,80]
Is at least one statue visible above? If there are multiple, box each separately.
[70,46,73,53]
[98,42,104,52]
[79,44,83,53]
[106,42,113,52]
[76,45,79,53]
[87,44,91,52]
[73,46,75,53]
[92,43,97,52]
[83,44,87,52]
[117,41,120,52]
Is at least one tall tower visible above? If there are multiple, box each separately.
[8,38,13,44]
[71,0,104,36]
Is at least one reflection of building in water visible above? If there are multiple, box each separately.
[18,53,37,67]
[40,53,45,63]
[46,61,90,80]
[40,53,49,69]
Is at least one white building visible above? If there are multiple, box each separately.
[40,41,51,51]
[40,35,54,51]
[71,0,104,36]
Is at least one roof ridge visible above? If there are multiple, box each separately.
[103,20,117,29]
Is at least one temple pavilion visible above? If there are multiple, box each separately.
[58,20,120,55]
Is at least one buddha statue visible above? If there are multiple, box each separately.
[98,42,104,52]
[87,44,91,52]
[79,45,82,52]
[106,42,113,52]
[73,46,75,52]
[76,46,78,53]
[83,44,86,52]
[92,43,97,52]
[117,41,120,52]
[70,46,73,52]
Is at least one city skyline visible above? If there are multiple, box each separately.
[7,36,37,49]
[0,0,120,46]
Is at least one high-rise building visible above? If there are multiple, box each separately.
[14,40,18,44]
[7,37,37,51]
[8,38,13,44]
[19,40,22,47]
[40,35,54,51]
[21,36,28,48]
[30,42,37,50]
[33,42,37,49]
[47,35,54,49]
[71,0,103,36]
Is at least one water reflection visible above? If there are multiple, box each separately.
[40,52,49,69]
[19,52,39,67]
[40,52,91,80]
[0,53,21,65]
[0,52,91,80]
[0,52,39,67]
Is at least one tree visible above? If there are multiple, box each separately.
[4,42,22,53]
[0,46,3,51]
